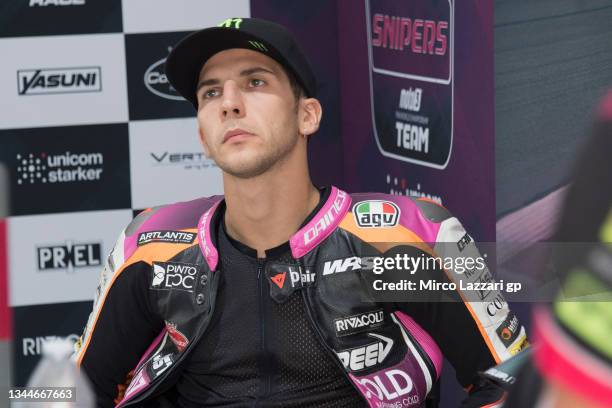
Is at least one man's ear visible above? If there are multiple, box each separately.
[298,97,323,138]
[198,127,211,157]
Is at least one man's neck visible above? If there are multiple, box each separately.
[222,158,320,258]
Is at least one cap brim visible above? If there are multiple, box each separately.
[165,27,285,109]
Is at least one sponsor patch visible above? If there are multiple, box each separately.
[165,321,188,352]
[334,310,385,337]
[323,256,377,275]
[456,233,472,252]
[151,262,199,292]
[137,230,196,246]
[336,333,394,372]
[495,312,521,347]
[355,368,417,403]
[354,200,400,228]
[509,335,529,356]
[266,264,315,303]
[149,353,173,378]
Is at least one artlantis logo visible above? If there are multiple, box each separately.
[150,151,217,170]
[17,67,101,96]
[15,151,104,185]
[144,50,182,101]
[37,241,102,272]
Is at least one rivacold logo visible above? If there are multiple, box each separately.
[37,241,102,272]
[15,151,104,185]
[17,67,101,95]
[334,310,385,337]
[144,55,182,101]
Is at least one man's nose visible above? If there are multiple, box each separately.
[220,80,245,120]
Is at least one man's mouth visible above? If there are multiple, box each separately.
[223,128,255,143]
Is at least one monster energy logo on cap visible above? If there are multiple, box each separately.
[354,200,400,228]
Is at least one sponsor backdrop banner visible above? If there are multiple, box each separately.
[0,0,494,400]
[337,0,494,242]
[12,301,92,386]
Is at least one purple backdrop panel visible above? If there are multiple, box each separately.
[338,0,494,242]
[251,0,345,188]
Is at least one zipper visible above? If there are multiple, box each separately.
[297,259,368,405]
[255,258,271,407]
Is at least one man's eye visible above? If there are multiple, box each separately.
[203,89,219,99]
[250,78,265,87]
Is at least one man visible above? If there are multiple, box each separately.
[74,18,525,407]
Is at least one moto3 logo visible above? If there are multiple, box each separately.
[151,262,198,292]
[29,0,85,5]
[357,369,415,402]
[336,333,393,372]
[37,242,101,272]
[18,67,100,95]
[22,334,79,356]
[335,310,384,337]
[144,55,183,101]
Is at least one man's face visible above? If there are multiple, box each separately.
[196,48,301,179]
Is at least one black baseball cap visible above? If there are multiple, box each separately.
[165,17,317,110]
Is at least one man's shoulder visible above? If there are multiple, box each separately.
[128,195,223,234]
[347,192,452,224]
[338,191,454,244]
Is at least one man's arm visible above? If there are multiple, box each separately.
[74,225,164,407]
[395,199,527,407]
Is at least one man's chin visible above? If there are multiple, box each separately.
[217,159,275,179]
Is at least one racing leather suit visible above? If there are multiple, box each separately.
[75,186,527,407]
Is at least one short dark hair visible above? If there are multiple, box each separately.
[285,67,305,104]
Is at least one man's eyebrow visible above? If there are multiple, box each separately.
[196,66,276,92]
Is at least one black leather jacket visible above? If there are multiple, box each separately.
[75,187,526,407]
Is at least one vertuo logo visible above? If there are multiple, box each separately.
[336,333,393,371]
[29,0,85,6]
[150,151,217,170]
[37,241,101,272]
[15,151,104,185]
[151,262,199,292]
[17,67,101,95]
[144,55,183,101]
